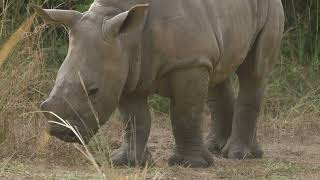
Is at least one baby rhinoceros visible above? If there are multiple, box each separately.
[33,0,284,168]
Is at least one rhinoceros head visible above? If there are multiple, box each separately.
[31,4,148,143]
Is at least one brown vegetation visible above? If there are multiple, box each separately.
[0,0,320,179]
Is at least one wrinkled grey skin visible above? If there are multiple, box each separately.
[34,0,284,168]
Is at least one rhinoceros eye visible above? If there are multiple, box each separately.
[88,88,99,96]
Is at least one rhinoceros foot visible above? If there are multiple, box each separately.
[110,145,153,167]
[221,139,264,160]
[205,135,228,155]
[168,148,213,168]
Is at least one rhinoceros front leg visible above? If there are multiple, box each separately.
[205,79,235,154]
[168,67,213,168]
[111,95,152,167]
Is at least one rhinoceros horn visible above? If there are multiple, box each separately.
[30,4,82,27]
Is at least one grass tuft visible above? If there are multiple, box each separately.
[0,14,36,67]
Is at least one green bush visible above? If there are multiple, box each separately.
[282,0,319,63]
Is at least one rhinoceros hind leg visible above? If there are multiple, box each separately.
[221,68,266,160]
[168,148,213,168]
[111,145,153,167]
[168,67,213,168]
[220,60,266,160]
[205,79,235,154]
[222,1,284,160]
[222,138,264,159]
[110,95,153,167]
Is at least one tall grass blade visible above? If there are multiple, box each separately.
[0,14,36,67]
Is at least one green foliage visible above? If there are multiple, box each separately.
[282,0,319,63]
[148,95,170,113]
[261,0,320,116]
[75,0,94,12]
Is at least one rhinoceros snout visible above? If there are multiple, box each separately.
[40,98,59,113]
[40,100,48,111]
[40,98,67,119]
[40,97,97,144]
[40,99,57,119]
[40,98,61,121]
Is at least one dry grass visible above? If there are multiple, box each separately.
[0,14,58,157]
[43,111,106,179]
[0,1,320,179]
[0,13,36,145]
[0,14,36,67]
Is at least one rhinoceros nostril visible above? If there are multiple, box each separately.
[40,99,53,111]
[88,87,99,96]
[40,100,51,111]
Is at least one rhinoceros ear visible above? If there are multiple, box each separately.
[30,4,82,27]
[102,4,149,40]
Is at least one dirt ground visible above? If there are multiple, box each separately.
[1,112,320,179]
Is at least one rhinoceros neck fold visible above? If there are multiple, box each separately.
[94,0,148,10]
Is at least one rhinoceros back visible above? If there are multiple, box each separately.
[139,0,268,86]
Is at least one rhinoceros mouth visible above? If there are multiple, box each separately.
[53,132,82,143]
[47,122,90,144]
